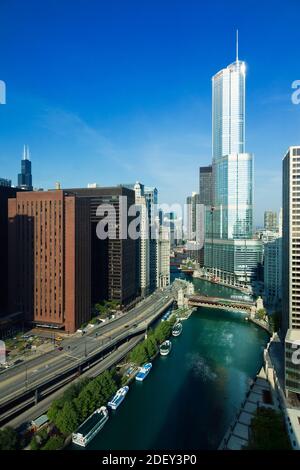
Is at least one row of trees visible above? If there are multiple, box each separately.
[47,370,117,437]
[94,300,120,319]
[128,318,176,366]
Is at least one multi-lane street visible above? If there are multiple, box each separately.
[0,285,178,413]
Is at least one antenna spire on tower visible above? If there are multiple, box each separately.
[236,29,239,62]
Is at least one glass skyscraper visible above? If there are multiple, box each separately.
[204,35,262,284]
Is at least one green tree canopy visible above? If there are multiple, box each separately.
[247,408,291,450]
[0,427,19,450]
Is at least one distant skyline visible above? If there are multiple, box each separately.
[0,0,300,225]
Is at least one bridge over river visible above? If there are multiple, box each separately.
[187,295,255,314]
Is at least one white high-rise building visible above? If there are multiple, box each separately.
[134,182,150,297]
[282,146,300,396]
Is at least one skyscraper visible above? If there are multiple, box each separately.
[65,186,139,307]
[0,178,11,187]
[264,210,278,232]
[199,165,213,206]
[282,146,300,396]
[0,185,17,317]
[204,32,262,284]
[134,182,150,297]
[212,33,245,160]
[18,145,33,191]
[8,190,91,333]
[144,187,159,292]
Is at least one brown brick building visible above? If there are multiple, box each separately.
[8,190,91,333]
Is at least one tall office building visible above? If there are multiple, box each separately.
[8,190,91,333]
[264,236,282,306]
[18,145,33,191]
[157,226,170,288]
[134,182,150,297]
[66,187,139,307]
[164,212,176,247]
[264,210,278,232]
[0,186,17,317]
[204,33,262,284]
[282,146,300,396]
[186,193,200,240]
[144,187,159,292]
[199,166,213,206]
[0,178,11,187]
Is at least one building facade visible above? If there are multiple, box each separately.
[282,146,300,396]
[0,178,11,187]
[134,182,150,297]
[8,190,91,333]
[264,210,278,232]
[66,186,139,307]
[0,186,17,316]
[144,187,159,292]
[263,236,282,306]
[199,165,213,206]
[204,37,262,284]
[157,226,170,288]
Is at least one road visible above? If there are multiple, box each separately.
[0,286,177,407]
[4,335,144,431]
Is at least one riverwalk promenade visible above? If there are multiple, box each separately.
[218,367,277,450]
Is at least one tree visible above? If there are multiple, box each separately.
[129,343,148,365]
[55,401,78,435]
[30,437,40,451]
[47,397,65,424]
[144,336,157,359]
[0,427,19,450]
[247,408,291,450]
[41,435,64,451]
[256,309,266,320]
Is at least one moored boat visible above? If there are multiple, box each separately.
[172,321,183,337]
[72,406,109,447]
[135,362,152,381]
[159,340,172,356]
[107,386,129,410]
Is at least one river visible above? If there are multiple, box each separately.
[75,275,269,450]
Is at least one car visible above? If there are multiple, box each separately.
[58,346,63,351]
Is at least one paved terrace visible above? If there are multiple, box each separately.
[219,367,277,450]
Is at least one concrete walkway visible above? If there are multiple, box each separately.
[218,367,276,450]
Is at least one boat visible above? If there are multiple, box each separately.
[135,362,152,381]
[172,322,183,337]
[159,340,172,356]
[72,406,109,447]
[107,386,129,410]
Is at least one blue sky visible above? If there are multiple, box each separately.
[0,0,299,225]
